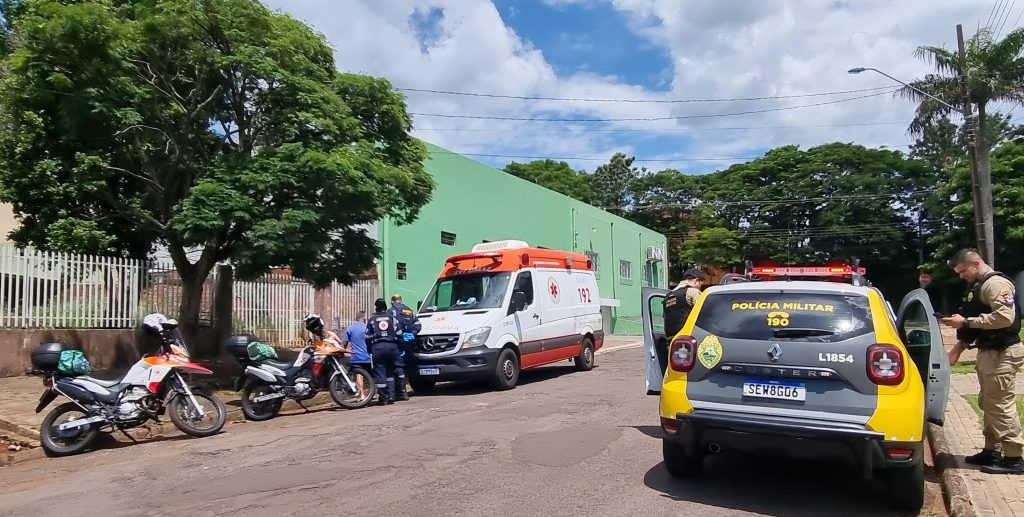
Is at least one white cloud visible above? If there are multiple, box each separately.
[261,0,996,173]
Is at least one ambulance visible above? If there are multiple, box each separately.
[407,240,604,392]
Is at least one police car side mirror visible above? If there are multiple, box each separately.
[510,291,528,313]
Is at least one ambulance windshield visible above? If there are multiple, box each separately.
[420,272,512,313]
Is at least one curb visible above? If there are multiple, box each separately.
[927,422,977,517]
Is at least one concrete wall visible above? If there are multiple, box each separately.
[0,328,141,377]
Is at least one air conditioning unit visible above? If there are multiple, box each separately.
[646,246,664,262]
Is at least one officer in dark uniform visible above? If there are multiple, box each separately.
[388,294,421,401]
[659,268,706,375]
[366,298,403,406]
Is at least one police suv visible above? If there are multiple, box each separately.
[641,265,950,513]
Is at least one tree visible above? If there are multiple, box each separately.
[502,159,593,203]
[0,0,433,343]
[679,227,741,267]
[592,152,641,211]
[900,27,1024,263]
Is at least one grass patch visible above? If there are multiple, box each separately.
[952,360,977,375]
[962,394,1024,428]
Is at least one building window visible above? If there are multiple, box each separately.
[642,263,652,287]
[441,231,457,246]
[396,262,407,280]
[620,260,632,281]
[584,250,600,278]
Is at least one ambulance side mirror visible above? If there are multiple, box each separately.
[510,291,528,313]
[417,300,422,311]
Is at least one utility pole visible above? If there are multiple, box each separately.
[957,24,995,266]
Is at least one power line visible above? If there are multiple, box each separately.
[410,90,897,123]
[996,0,1017,38]
[435,150,759,162]
[612,190,937,210]
[988,0,1007,30]
[398,85,895,104]
[414,121,913,133]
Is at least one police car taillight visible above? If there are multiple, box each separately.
[866,343,904,385]
[669,335,697,372]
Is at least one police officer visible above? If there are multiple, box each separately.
[659,268,705,375]
[942,249,1024,474]
[389,294,421,401]
[365,298,402,406]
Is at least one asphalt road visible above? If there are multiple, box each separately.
[0,345,943,517]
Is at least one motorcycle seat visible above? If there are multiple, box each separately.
[260,359,295,371]
[79,375,123,388]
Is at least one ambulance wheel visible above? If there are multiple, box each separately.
[492,347,519,390]
[575,337,595,371]
[408,376,436,394]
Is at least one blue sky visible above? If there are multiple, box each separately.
[265,0,996,174]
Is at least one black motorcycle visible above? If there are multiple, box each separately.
[226,335,375,420]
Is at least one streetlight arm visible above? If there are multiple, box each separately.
[848,66,967,116]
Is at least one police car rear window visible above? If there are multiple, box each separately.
[694,291,873,342]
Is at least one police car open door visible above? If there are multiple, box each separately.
[641,286,669,395]
[895,288,950,425]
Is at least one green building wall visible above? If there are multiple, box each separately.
[378,143,666,335]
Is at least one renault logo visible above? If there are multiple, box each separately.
[767,344,782,362]
[422,337,435,351]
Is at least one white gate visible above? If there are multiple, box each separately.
[233,273,315,348]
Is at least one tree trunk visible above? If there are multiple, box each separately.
[177,273,205,352]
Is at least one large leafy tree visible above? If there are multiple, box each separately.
[900,27,1024,265]
[502,159,593,202]
[0,0,433,342]
[592,152,642,212]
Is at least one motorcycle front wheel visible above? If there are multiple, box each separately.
[169,388,226,437]
[329,366,376,409]
[240,378,283,421]
[39,402,100,457]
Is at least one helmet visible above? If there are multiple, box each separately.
[303,313,324,333]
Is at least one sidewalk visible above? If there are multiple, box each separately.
[943,373,1024,516]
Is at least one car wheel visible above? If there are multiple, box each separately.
[662,439,702,478]
[574,337,595,371]
[492,348,520,390]
[878,461,924,513]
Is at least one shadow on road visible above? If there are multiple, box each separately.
[643,452,908,517]
[413,364,587,397]
[626,425,663,439]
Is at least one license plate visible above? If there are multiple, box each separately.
[742,378,806,401]
[419,367,440,376]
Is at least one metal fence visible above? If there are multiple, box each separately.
[329,279,378,331]
[0,246,144,328]
[0,245,380,339]
[232,273,316,348]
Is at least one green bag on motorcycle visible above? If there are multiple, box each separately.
[247,341,278,362]
[57,350,92,375]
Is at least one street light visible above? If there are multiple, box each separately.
[849,64,991,265]
[847,67,969,116]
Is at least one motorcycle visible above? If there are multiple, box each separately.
[29,313,227,457]
[227,334,376,420]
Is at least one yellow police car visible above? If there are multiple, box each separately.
[641,265,950,513]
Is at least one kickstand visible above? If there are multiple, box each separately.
[116,426,139,443]
[296,400,310,412]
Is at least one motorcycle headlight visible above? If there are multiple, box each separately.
[463,327,491,348]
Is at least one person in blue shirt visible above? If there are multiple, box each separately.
[343,311,372,398]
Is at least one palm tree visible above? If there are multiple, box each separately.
[900,27,1024,264]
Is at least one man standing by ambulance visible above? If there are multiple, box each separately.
[389,294,421,401]
[943,249,1024,474]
